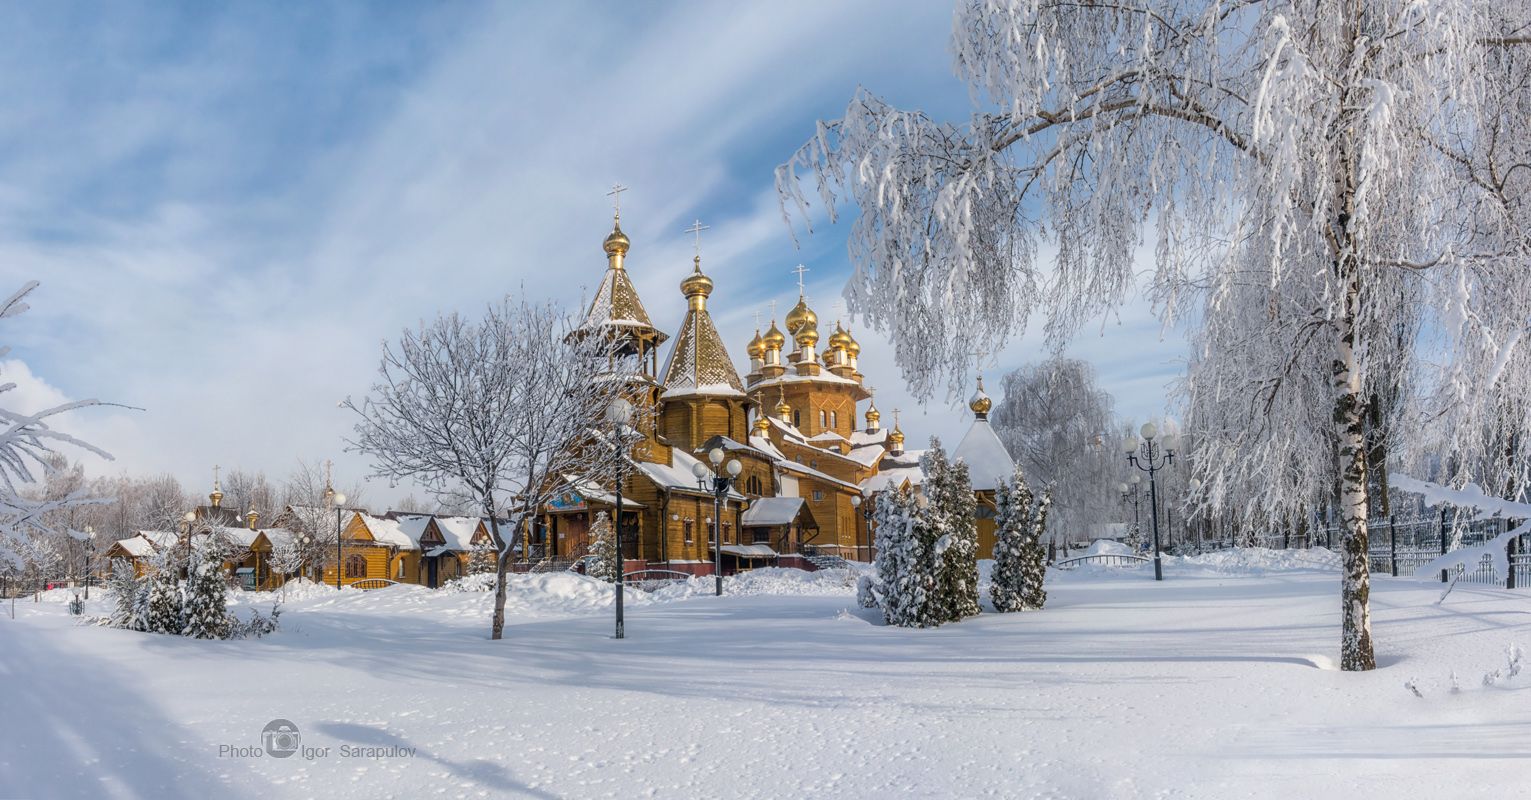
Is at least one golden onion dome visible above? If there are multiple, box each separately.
[796,326,820,348]
[844,327,861,356]
[752,415,770,436]
[603,223,631,257]
[828,322,852,351]
[775,396,792,419]
[889,426,905,448]
[969,375,993,417]
[762,321,786,350]
[784,296,817,335]
[747,329,765,359]
[680,258,713,298]
[864,403,880,424]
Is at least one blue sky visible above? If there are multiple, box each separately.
[0,1,1187,503]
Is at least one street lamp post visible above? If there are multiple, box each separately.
[692,447,742,597]
[606,398,633,640]
[1119,477,1143,549]
[327,489,348,589]
[851,495,872,562]
[182,510,197,578]
[1125,421,1179,582]
[83,526,96,600]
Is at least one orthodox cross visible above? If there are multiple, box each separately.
[606,183,628,221]
[768,299,778,321]
[685,219,710,260]
[970,348,991,385]
[753,310,762,330]
[893,408,901,429]
[212,464,220,488]
[792,264,810,295]
[323,459,334,496]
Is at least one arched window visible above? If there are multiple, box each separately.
[831,411,838,429]
[344,554,367,579]
[820,410,827,428]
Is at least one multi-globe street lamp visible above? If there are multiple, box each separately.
[1124,421,1179,582]
[606,398,634,639]
[182,510,197,576]
[692,447,742,597]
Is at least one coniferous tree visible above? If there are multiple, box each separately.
[106,560,146,631]
[991,466,1034,613]
[585,511,617,583]
[923,443,979,622]
[468,539,495,575]
[992,465,1052,612]
[145,567,182,635]
[1021,489,1051,610]
[181,537,231,640]
[872,485,935,627]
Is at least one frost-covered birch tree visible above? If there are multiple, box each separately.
[991,358,1119,548]
[779,1,1531,671]
[346,296,630,640]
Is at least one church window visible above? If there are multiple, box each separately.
[723,522,733,544]
[820,410,827,428]
[831,411,838,428]
[344,554,367,579]
[793,411,801,427]
[812,490,824,502]
[683,519,694,544]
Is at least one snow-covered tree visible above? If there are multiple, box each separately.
[779,1,1531,671]
[585,511,617,583]
[181,536,231,639]
[144,555,182,635]
[106,560,146,631]
[870,484,935,627]
[0,283,113,578]
[468,539,495,575]
[992,465,1052,613]
[267,533,305,591]
[991,358,1120,550]
[923,443,980,623]
[346,295,630,640]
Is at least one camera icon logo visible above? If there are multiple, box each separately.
[262,719,301,759]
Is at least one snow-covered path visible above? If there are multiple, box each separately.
[3,564,1528,799]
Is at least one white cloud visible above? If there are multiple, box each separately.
[0,1,1187,504]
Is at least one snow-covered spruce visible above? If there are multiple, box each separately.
[106,560,147,631]
[181,537,233,640]
[585,511,617,583]
[991,465,1050,612]
[923,443,979,623]
[144,568,182,635]
[871,484,937,627]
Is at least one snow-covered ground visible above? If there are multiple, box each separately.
[3,553,1527,799]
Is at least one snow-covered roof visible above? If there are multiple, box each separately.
[954,418,1015,492]
[850,428,888,447]
[806,430,848,444]
[632,447,746,499]
[217,526,262,549]
[432,516,486,550]
[354,513,419,550]
[718,543,777,558]
[112,536,157,557]
[776,459,861,492]
[741,497,804,527]
[391,514,437,547]
[860,450,928,495]
[660,289,745,396]
[748,371,863,391]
